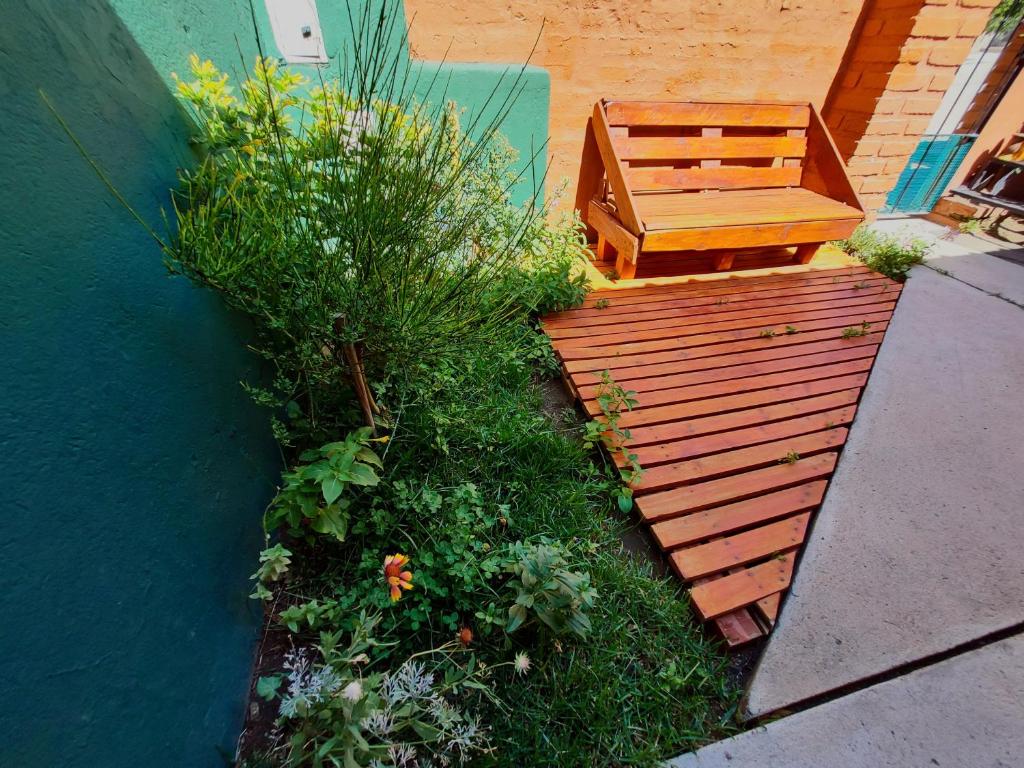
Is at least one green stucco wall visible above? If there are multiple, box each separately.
[0,1,282,764]
[0,2,548,766]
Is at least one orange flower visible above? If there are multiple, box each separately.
[384,553,414,602]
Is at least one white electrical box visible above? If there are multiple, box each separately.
[264,0,328,64]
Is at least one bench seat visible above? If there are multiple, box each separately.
[575,100,866,278]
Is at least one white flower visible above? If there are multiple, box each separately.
[514,652,531,676]
[342,680,363,701]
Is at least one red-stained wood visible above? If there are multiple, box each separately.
[543,268,901,647]
[635,453,838,523]
[651,481,828,551]
[605,101,810,128]
[578,100,863,276]
[671,511,811,579]
[690,551,798,620]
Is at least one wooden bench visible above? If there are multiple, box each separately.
[575,100,865,279]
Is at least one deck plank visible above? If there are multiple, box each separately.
[543,267,901,646]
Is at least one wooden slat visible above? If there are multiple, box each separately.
[651,481,828,550]
[756,593,782,625]
[615,135,808,161]
[605,101,810,128]
[625,406,857,469]
[560,310,892,363]
[560,300,895,352]
[625,165,803,192]
[625,390,861,449]
[634,428,848,493]
[549,287,892,339]
[690,551,798,620]
[585,344,880,403]
[714,609,766,646]
[591,359,872,417]
[635,453,838,523]
[591,102,642,235]
[643,217,862,252]
[615,374,868,429]
[671,512,810,579]
[569,331,885,387]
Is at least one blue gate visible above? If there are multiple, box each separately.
[884,134,976,214]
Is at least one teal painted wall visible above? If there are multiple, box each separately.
[0,2,280,765]
[0,2,548,766]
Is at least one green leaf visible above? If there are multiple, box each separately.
[312,504,349,542]
[321,476,344,504]
[507,603,527,633]
[344,462,379,487]
[256,675,282,701]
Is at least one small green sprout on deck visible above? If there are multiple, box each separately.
[781,451,801,465]
[759,328,776,338]
[784,325,799,335]
[825,420,836,429]
[852,281,869,290]
[715,297,730,305]
[595,298,610,310]
[840,321,872,339]
[583,370,644,513]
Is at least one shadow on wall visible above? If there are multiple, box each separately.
[824,0,929,161]
[0,2,279,766]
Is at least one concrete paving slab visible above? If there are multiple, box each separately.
[670,633,1024,768]
[873,216,1024,306]
[744,264,1024,717]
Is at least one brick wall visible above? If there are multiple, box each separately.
[405,0,863,192]
[824,0,1000,212]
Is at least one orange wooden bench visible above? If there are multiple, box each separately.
[574,100,865,279]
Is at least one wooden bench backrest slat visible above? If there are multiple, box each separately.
[614,135,808,161]
[625,165,803,192]
[600,101,813,193]
[606,102,810,128]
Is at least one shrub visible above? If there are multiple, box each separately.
[835,224,929,282]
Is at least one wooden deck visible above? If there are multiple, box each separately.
[542,264,903,646]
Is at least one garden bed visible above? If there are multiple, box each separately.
[149,7,740,765]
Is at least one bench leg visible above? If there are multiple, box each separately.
[615,249,638,280]
[795,244,820,264]
[596,233,610,261]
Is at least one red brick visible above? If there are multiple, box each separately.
[957,0,999,7]
[866,117,910,134]
[875,94,907,114]
[899,44,930,64]
[903,95,944,113]
[854,137,885,156]
[912,15,961,38]
[928,40,974,65]
[957,14,989,37]
[904,117,933,134]
[880,139,918,156]
[928,70,956,91]
[859,175,900,194]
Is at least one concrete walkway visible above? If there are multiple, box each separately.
[671,218,1024,765]
[671,634,1024,768]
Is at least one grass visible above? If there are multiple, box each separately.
[284,323,738,766]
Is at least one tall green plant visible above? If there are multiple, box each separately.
[165,2,551,441]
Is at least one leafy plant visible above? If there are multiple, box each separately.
[261,612,494,767]
[266,428,383,543]
[504,540,597,638]
[759,328,776,338]
[834,225,929,282]
[840,321,872,339]
[583,370,643,512]
[595,298,610,310]
[251,543,293,600]
[958,217,984,235]
[781,451,800,465]
[784,325,799,335]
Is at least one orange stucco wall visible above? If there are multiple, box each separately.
[405,0,864,190]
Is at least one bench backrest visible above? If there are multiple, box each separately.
[602,101,811,194]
